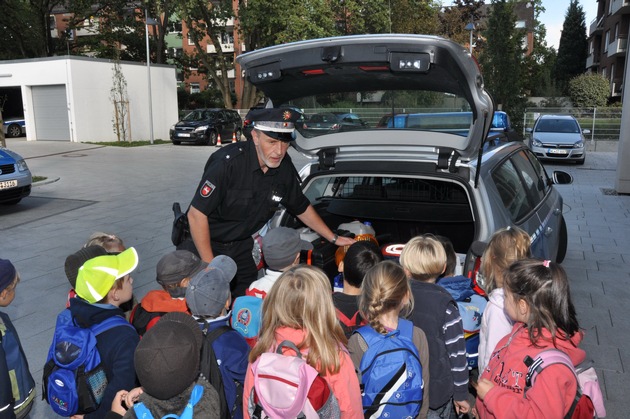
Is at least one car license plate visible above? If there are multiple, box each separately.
[0,180,17,189]
[178,133,191,138]
[548,149,568,155]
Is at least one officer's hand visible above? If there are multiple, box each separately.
[335,236,356,247]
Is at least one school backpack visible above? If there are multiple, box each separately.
[199,325,246,419]
[247,340,341,419]
[524,349,606,418]
[0,312,36,419]
[133,384,204,419]
[356,318,423,418]
[231,296,263,348]
[129,304,165,337]
[42,309,134,417]
[335,307,367,339]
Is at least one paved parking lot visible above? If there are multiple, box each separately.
[1,138,628,417]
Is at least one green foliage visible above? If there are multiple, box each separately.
[438,0,485,50]
[0,0,48,59]
[554,0,588,95]
[568,73,610,108]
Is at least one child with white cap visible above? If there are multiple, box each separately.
[65,247,140,419]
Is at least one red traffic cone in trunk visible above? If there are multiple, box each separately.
[232,132,237,143]
[216,133,222,147]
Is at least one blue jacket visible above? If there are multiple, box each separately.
[68,298,139,419]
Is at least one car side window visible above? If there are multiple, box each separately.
[510,150,546,204]
[492,159,531,222]
[523,149,551,195]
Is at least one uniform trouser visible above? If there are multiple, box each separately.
[178,236,258,298]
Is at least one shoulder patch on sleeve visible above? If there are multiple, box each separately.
[200,180,216,198]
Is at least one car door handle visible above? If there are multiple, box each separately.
[545,227,553,237]
[553,208,562,215]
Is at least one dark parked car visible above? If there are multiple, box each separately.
[0,147,31,205]
[300,112,368,137]
[526,114,587,165]
[237,34,573,284]
[170,109,242,145]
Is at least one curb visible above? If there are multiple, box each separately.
[32,177,60,187]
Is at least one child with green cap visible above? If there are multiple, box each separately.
[63,247,140,419]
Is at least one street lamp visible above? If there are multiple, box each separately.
[465,22,475,54]
[145,9,158,144]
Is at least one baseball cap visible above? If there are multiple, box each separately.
[156,250,207,297]
[185,255,237,317]
[64,246,109,288]
[263,227,313,271]
[0,259,17,293]
[75,247,139,303]
[246,107,300,141]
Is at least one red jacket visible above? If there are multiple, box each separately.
[243,326,362,418]
[476,323,585,419]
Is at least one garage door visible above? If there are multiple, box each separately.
[32,85,70,141]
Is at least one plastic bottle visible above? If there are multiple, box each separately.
[363,221,376,237]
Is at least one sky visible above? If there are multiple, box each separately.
[540,0,597,49]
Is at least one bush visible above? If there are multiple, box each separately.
[568,74,609,108]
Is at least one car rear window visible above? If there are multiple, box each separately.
[535,118,579,133]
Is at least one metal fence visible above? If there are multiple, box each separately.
[523,107,622,142]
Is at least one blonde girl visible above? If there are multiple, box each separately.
[243,265,362,418]
[348,260,431,419]
[478,226,531,371]
[474,259,584,418]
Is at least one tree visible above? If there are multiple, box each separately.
[0,0,51,59]
[568,73,609,108]
[438,0,485,51]
[554,0,588,95]
[110,57,130,142]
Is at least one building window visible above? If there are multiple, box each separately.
[602,67,607,79]
[515,20,526,29]
[187,33,194,46]
[190,83,200,94]
[604,30,610,52]
[611,64,615,82]
[589,40,594,54]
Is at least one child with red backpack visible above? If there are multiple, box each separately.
[332,241,383,338]
[243,265,362,418]
[473,259,603,418]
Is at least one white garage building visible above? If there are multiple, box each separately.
[0,56,178,142]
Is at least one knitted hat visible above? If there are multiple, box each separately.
[64,246,109,288]
[185,255,237,317]
[75,247,138,303]
[134,312,202,400]
[0,259,17,293]
[262,227,313,271]
[156,250,207,298]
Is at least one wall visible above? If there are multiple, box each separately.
[0,56,178,142]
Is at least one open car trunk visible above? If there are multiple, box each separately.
[278,174,476,279]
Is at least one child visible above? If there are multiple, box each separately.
[473,259,584,418]
[130,250,205,336]
[399,235,471,418]
[0,259,36,419]
[333,240,383,338]
[108,312,220,418]
[85,232,126,253]
[243,265,362,418]
[348,260,431,419]
[246,227,312,299]
[477,227,531,372]
[68,247,140,419]
[185,256,250,419]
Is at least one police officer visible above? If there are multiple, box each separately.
[187,107,354,297]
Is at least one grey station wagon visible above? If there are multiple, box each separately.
[237,35,572,281]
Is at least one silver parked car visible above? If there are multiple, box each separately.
[237,34,573,283]
[527,114,588,165]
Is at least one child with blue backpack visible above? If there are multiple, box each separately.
[348,260,430,418]
[0,259,35,419]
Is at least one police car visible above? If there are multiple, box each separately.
[0,147,31,205]
[237,35,573,282]
[2,117,26,138]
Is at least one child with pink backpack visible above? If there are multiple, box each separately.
[243,265,362,418]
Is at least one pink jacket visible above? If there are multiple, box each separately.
[243,326,363,419]
[476,323,586,419]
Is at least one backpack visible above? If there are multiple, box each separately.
[42,309,134,417]
[524,349,606,418]
[356,318,423,418]
[231,296,263,348]
[199,325,245,419]
[0,313,36,419]
[247,340,341,419]
[129,304,165,337]
[335,307,367,339]
[133,384,204,419]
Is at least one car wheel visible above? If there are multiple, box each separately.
[555,216,568,263]
[172,140,181,145]
[6,124,22,138]
[209,131,218,146]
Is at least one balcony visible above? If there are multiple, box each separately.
[607,36,627,57]
[611,0,630,15]
[586,53,600,69]
[589,17,604,36]
[207,43,235,53]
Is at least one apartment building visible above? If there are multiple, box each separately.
[586,0,629,100]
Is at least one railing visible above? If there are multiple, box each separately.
[607,36,627,57]
[611,0,630,15]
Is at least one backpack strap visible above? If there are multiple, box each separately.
[275,340,303,357]
[162,384,204,419]
[200,325,232,417]
[523,349,581,419]
[90,315,134,336]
